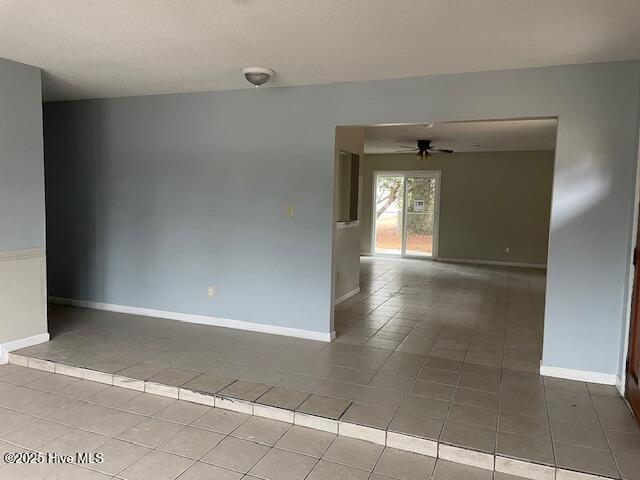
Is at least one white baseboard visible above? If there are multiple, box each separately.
[439,257,547,269]
[540,364,619,385]
[335,287,360,305]
[0,332,50,365]
[49,297,334,343]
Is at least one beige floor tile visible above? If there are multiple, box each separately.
[86,356,138,374]
[148,367,201,387]
[179,461,243,480]
[368,373,415,392]
[201,436,269,473]
[256,387,310,410]
[231,416,291,446]
[451,402,499,429]
[24,373,79,393]
[340,402,396,429]
[432,459,493,480]
[219,380,272,402]
[554,441,619,477]
[374,447,436,480]
[306,459,369,480]
[77,404,144,436]
[410,380,455,402]
[192,408,249,434]
[11,259,635,478]
[297,394,351,419]
[157,425,224,459]
[85,385,140,407]
[119,450,194,480]
[0,460,64,480]
[47,464,112,480]
[182,373,235,395]
[499,393,548,419]
[493,473,530,480]
[87,437,150,475]
[551,422,609,450]
[56,379,111,400]
[441,420,496,453]
[547,403,599,428]
[40,428,109,456]
[153,399,210,424]
[418,368,460,385]
[605,429,640,455]
[119,392,175,415]
[118,417,183,448]
[400,395,451,420]
[389,411,444,440]
[116,362,168,381]
[275,425,335,457]
[322,436,383,471]
[458,372,501,394]
[496,431,554,465]
[0,407,37,436]
[249,448,317,480]
[1,368,50,386]
[498,412,550,439]
[613,452,640,480]
[0,364,27,377]
[3,418,72,449]
[452,387,499,411]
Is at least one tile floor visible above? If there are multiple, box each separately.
[0,363,526,479]
[12,257,640,478]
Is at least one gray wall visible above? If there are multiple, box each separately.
[45,62,640,379]
[0,57,47,347]
[360,151,555,265]
[0,58,45,251]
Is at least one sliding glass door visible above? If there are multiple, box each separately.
[374,174,404,255]
[373,171,440,258]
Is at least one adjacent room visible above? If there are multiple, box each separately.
[333,119,556,361]
[2,2,640,480]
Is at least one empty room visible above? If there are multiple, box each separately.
[2,2,640,480]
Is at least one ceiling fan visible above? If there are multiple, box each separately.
[396,139,454,158]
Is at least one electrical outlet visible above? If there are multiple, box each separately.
[207,287,215,298]
[286,205,294,217]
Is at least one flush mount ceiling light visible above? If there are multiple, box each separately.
[241,67,274,88]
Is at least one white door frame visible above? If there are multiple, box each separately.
[372,170,441,259]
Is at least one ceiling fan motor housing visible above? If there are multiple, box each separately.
[417,139,431,155]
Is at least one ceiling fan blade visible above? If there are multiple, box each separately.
[429,148,454,154]
[393,149,418,153]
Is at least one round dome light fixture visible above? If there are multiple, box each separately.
[241,67,274,88]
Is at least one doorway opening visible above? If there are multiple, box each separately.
[373,170,440,258]
[332,118,558,367]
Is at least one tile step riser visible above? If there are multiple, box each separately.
[7,353,613,480]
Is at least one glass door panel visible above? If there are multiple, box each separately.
[374,175,404,255]
[404,176,436,257]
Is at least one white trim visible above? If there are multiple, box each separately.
[335,287,360,305]
[0,247,45,262]
[0,333,49,365]
[439,257,547,269]
[49,297,334,342]
[540,364,619,385]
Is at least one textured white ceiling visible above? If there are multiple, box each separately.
[1,1,639,101]
[364,119,558,154]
